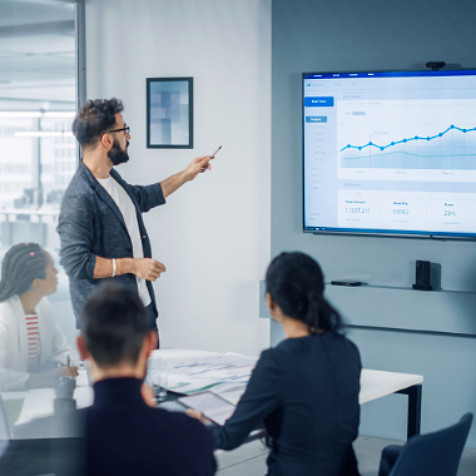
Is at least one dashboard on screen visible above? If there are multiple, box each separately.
[303,70,476,239]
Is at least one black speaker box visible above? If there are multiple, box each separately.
[412,260,432,290]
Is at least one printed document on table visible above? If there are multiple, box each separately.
[148,349,257,397]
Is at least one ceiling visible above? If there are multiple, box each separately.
[0,0,76,110]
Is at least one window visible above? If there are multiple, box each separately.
[0,0,84,352]
[0,0,82,250]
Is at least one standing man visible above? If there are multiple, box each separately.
[57,98,212,339]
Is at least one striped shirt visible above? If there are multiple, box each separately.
[25,313,41,371]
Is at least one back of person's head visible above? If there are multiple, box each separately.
[72,98,123,148]
[265,251,343,334]
[0,243,47,302]
[81,283,148,368]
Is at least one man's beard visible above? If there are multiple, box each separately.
[108,139,129,165]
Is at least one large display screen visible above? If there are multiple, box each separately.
[303,70,476,238]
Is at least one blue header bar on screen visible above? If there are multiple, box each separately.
[303,70,476,80]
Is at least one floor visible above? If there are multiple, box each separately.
[215,435,476,475]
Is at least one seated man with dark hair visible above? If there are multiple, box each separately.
[77,283,216,476]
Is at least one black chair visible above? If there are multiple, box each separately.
[378,412,473,476]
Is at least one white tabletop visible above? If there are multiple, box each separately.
[149,349,423,405]
[359,368,423,404]
[2,355,423,432]
[1,369,93,430]
[13,386,93,427]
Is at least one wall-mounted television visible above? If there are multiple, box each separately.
[303,69,476,239]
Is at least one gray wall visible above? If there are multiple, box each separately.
[271,0,476,446]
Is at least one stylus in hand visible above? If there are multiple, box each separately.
[211,145,222,158]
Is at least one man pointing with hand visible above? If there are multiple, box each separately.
[58,98,212,344]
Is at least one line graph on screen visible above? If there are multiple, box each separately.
[338,100,476,171]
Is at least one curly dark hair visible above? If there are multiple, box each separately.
[0,243,47,302]
[72,98,124,147]
[265,251,343,334]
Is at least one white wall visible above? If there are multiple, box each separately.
[84,0,271,356]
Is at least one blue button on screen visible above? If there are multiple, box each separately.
[304,97,334,107]
[306,116,327,123]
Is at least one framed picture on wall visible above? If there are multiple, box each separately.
[146,77,193,148]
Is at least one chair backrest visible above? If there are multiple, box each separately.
[0,395,10,458]
[388,413,473,476]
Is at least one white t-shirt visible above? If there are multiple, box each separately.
[97,175,151,307]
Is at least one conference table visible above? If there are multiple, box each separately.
[149,349,423,440]
[1,349,423,440]
[359,368,423,439]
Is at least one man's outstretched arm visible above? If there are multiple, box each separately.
[161,155,213,198]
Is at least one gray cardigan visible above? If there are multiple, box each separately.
[57,161,166,327]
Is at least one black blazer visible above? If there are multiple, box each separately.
[57,161,165,327]
[211,333,362,476]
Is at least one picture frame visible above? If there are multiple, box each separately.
[146,77,193,148]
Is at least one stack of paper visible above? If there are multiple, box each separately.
[148,349,257,403]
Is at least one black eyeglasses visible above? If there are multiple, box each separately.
[109,125,130,135]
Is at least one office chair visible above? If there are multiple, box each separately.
[378,412,473,476]
[0,395,10,459]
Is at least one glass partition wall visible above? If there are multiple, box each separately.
[0,0,83,372]
[0,3,85,465]
[0,0,80,252]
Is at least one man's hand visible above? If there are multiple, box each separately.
[132,258,166,281]
[95,256,165,280]
[186,409,210,425]
[161,154,215,198]
[183,155,213,182]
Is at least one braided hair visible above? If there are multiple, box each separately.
[265,251,343,334]
[0,243,47,302]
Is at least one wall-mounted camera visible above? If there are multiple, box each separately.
[426,61,446,71]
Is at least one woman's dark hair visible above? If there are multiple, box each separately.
[72,98,124,147]
[265,251,343,334]
[82,283,149,368]
[0,243,47,302]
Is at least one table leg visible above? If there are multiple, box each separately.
[397,384,422,438]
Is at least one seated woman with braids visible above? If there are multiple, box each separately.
[0,243,78,391]
[188,251,362,476]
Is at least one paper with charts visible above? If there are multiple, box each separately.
[148,349,257,404]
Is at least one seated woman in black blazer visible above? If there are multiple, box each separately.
[189,251,362,476]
